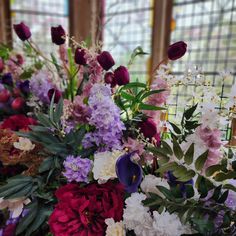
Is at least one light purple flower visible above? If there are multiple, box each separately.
[82,83,125,151]
[63,155,92,183]
[29,71,54,103]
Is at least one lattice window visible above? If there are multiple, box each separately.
[10,0,69,54]
[103,0,153,83]
[169,0,236,139]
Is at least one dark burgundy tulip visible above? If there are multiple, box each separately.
[139,118,158,139]
[97,51,115,71]
[16,54,24,65]
[114,66,130,86]
[48,88,62,103]
[13,22,31,41]
[0,57,4,73]
[19,80,30,95]
[167,41,187,60]
[51,25,66,45]
[1,73,13,87]
[116,152,142,193]
[0,89,10,103]
[2,223,17,236]
[104,72,117,88]
[11,97,25,110]
[74,47,86,65]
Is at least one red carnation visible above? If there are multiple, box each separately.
[0,114,37,131]
[49,182,124,236]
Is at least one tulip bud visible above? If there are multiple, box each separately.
[0,89,10,103]
[13,88,21,97]
[0,58,4,73]
[167,41,187,60]
[48,88,62,104]
[16,54,24,65]
[74,47,86,65]
[97,51,115,71]
[11,97,25,110]
[13,22,31,41]
[139,118,158,139]
[51,25,66,45]
[1,73,13,87]
[19,80,30,95]
[104,72,117,88]
[114,66,130,85]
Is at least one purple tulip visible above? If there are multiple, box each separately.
[114,66,130,85]
[167,41,187,60]
[19,80,30,95]
[1,73,13,87]
[48,88,62,104]
[13,22,31,41]
[74,47,86,65]
[116,152,142,193]
[51,25,66,45]
[97,51,115,71]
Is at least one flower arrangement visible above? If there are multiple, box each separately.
[0,22,236,236]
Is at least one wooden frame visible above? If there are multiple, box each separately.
[69,0,104,47]
[150,0,173,73]
[0,0,12,46]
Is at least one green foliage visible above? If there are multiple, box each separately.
[0,44,11,60]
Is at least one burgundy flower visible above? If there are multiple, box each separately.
[11,97,25,110]
[139,118,158,139]
[74,47,86,65]
[0,114,37,131]
[104,72,117,87]
[49,182,124,236]
[0,89,10,103]
[0,57,4,73]
[13,22,31,41]
[97,51,115,71]
[3,223,17,236]
[48,88,62,104]
[167,41,187,60]
[16,54,24,65]
[114,66,130,85]
[51,25,66,45]
[19,80,30,95]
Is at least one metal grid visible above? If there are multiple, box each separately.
[10,0,69,54]
[169,0,236,139]
[103,0,153,83]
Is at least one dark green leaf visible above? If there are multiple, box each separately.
[161,141,173,155]
[173,138,184,160]
[205,164,224,177]
[121,82,146,90]
[195,150,208,171]
[184,143,194,165]
[217,190,229,203]
[214,171,236,182]
[39,157,54,173]
[140,89,165,101]
[169,122,181,134]
[139,103,166,111]
[184,104,198,120]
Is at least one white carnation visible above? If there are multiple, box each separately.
[105,218,125,236]
[141,174,169,197]
[152,211,192,236]
[123,193,155,236]
[92,150,124,184]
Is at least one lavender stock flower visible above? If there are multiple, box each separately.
[82,83,125,151]
[63,155,92,183]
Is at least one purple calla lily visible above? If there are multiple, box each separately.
[116,152,142,193]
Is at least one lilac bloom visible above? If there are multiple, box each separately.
[116,152,142,193]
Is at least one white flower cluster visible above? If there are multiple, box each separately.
[123,192,192,236]
[122,175,193,236]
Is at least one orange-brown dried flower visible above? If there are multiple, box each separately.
[0,129,43,176]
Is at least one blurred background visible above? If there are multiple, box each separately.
[0,0,235,138]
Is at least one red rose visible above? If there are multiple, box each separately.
[49,182,124,236]
[0,114,37,131]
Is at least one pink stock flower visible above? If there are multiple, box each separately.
[123,137,145,155]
